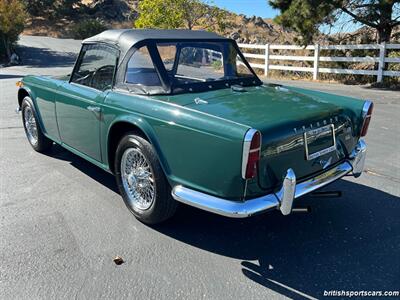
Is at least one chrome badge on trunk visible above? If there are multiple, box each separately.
[304,124,336,160]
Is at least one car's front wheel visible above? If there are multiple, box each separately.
[114,133,177,224]
[21,97,53,152]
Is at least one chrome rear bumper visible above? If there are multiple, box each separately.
[171,140,367,218]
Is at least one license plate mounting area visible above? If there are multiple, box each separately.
[304,124,336,160]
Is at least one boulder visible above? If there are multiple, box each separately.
[254,17,265,27]
[230,31,241,40]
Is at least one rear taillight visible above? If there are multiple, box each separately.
[242,129,261,179]
[360,101,373,137]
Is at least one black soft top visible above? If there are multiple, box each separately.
[82,29,228,60]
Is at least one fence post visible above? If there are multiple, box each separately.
[264,44,270,77]
[377,42,386,82]
[313,44,320,80]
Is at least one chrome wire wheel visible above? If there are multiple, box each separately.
[24,106,38,145]
[121,147,156,211]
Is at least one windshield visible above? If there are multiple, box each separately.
[156,41,256,85]
[122,40,261,95]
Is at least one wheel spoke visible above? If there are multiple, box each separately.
[24,107,38,145]
[120,147,156,211]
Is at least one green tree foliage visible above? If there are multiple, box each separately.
[23,0,54,16]
[22,0,82,18]
[135,0,183,29]
[269,0,400,44]
[71,19,107,39]
[135,0,227,32]
[0,0,27,60]
[54,0,82,16]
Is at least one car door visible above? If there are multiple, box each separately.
[56,43,118,162]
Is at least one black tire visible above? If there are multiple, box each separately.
[114,133,177,225]
[21,97,53,152]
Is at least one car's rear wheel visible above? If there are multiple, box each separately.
[114,133,177,224]
[21,97,53,152]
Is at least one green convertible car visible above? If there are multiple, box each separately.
[17,29,373,224]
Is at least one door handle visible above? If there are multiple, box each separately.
[87,106,101,113]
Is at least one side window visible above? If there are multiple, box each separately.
[71,44,118,91]
[157,44,177,71]
[125,46,161,86]
[235,55,253,77]
[176,46,224,81]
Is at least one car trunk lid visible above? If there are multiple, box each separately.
[159,84,357,191]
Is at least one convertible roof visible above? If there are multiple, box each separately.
[82,29,228,59]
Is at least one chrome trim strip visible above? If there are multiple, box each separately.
[172,185,279,218]
[172,140,366,218]
[172,162,353,218]
[241,129,260,179]
[360,100,373,136]
[87,105,101,113]
[362,100,373,119]
[293,162,352,199]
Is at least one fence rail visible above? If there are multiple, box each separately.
[237,42,400,82]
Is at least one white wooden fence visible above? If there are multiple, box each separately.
[237,42,400,82]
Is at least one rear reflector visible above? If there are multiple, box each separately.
[360,101,373,137]
[242,130,261,179]
[250,131,261,149]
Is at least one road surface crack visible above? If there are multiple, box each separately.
[364,168,400,183]
[0,126,23,130]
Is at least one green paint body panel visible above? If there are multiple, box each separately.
[56,82,106,162]
[161,85,365,196]
[20,75,366,200]
[102,90,248,198]
[22,76,64,144]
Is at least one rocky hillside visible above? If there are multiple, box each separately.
[87,0,300,44]
[328,26,400,44]
[24,0,300,44]
[224,14,297,44]
[23,0,398,45]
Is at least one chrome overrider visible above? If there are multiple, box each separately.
[171,139,367,218]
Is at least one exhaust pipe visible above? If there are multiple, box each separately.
[310,191,342,198]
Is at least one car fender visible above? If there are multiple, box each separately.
[18,86,46,134]
[18,85,37,107]
[106,114,171,175]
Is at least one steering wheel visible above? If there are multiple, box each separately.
[91,65,114,90]
[73,72,92,84]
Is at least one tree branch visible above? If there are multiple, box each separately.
[340,6,379,28]
[352,3,379,9]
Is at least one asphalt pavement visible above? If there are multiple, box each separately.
[0,36,399,299]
